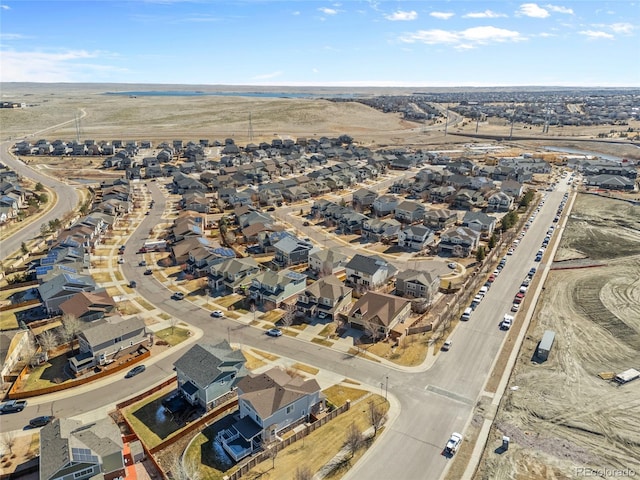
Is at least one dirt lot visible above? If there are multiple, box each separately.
[476,194,640,479]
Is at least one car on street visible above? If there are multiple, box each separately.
[144,269,153,275]
[303,221,310,226]
[444,432,463,455]
[500,315,514,330]
[125,365,146,378]
[29,415,55,428]
[266,328,283,337]
[211,310,224,318]
[0,400,27,414]
[507,248,514,255]
[511,303,520,312]
[487,274,496,283]
[117,257,125,264]
[171,292,185,300]
[447,262,456,269]
[129,281,137,288]
[139,260,146,266]
[442,340,452,351]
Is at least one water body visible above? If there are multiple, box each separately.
[104,90,359,99]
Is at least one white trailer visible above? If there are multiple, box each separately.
[614,368,640,384]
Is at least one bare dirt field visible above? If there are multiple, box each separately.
[476,194,640,480]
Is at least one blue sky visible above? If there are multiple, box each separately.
[0,1,638,86]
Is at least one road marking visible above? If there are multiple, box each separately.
[424,385,475,406]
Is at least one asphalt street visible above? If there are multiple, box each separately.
[2,172,572,480]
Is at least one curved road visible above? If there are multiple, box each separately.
[2,175,572,480]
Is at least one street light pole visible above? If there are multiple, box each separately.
[385,375,389,400]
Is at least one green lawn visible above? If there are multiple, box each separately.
[19,355,71,392]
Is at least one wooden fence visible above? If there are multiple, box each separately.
[0,298,41,312]
[224,401,351,480]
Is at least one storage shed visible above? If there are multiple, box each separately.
[536,330,555,361]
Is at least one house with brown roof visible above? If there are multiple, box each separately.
[59,291,116,323]
[346,291,412,339]
[216,367,324,462]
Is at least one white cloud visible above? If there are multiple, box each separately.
[386,10,418,21]
[0,49,124,82]
[610,22,634,34]
[579,30,615,39]
[518,3,550,18]
[463,10,507,19]
[318,7,338,15]
[546,4,574,14]
[1,5,10,10]
[538,32,557,37]
[399,26,523,48]
[252,71,283,80]
[0,33,28,40]
[430,11,454,20]
[292,10,300,16]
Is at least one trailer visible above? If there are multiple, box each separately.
[143,239,167,251]
[614,368,640,384]
[536,330,555,361]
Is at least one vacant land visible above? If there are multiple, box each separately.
[476,194,640,479]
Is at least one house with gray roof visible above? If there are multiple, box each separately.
[395,269,440,302]
[487,191,514,212]
[208,257,261,293]
[296,275,352,321]
[69,316,148,374]
[38,272,97,315]
[462,211,497,238]
[273,236,314,268]
[216,367,323,462]
[361,217,401,243]
[344,254,397,290]
[439,226,480,257]
[394,200,426,224]
[174,341,248,409]
[308,249,348,276]
[372,194,400,217]
[423,208,458,231]
[398,225,435,251]
[39,417,125,480]
[249,269,307,310]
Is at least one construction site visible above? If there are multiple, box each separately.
[476,193,640,479]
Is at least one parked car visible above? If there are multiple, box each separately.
[144,269,153,275]
[266,328,283,337]
[125,365,146,378]
[0,400,27,414]
[211,310,224,318]
[500,315,514,330]
[129,281,137,288]
[511,303,520,312]
[139,260,147,267]
[447,262,457,269]
[442,340,452,351]
[171,292,185,300]
[445,432,463,455]
[29,415,55,428]
[117,257,125,264]
[303,221,310,226]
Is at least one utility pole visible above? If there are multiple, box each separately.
[248,112,254,141]
[444,104,450,136]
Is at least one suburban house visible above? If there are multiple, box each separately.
[69,316,149,374]
[499,180,524,198]
[208,257,261,294]
[486,191,514,212]
[39,417,126,480]
[248,270,308,310]
[346,291,412,339]
[372,194,400,217]
[423,208,458,231]
[394,200,426,224]
[59,291,116,323]
[38,272,97,315]
[344,254,397,290]
[462,211,497,238]
[273,236,314,268]
[296,275,353,321]
[216,367,324,462]
[174,341,248,409]
[395,269,440,302]
[438,226,481,257]
[351,188,377,211]
[397,225,435,251]
[308,249,348,276]
[361,218,401,243]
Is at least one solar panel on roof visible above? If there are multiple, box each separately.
[36,266,53,275]
[285,271,306,281]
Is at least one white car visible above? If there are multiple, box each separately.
[500,314,514,330]
[211,310,224,318]
[445,432,463,455]
[511,303,520,313]
[447,262,457,269]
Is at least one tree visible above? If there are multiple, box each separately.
[279,304,296,330]
[40,222,50,237]
[170,316,179,334]
[20,242,28,255]
[344,422,363,458]
[35,182,44,192]
[1,431,16,455]
[368,401,387,436]
[61,314,81,350]
[362,317,382,342]
[488,233,497,250]
[37,193,48,204]
[23,333,38,369]
[475,246,486,262]
[294,466,313,480]
[38,330,59,353]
